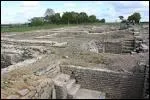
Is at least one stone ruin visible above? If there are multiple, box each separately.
[1,25,149,99]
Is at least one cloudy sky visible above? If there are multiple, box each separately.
[1,1,149,24]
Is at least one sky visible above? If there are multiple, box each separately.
[1,1,149,24]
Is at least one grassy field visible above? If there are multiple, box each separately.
[1,24,78,33]
[1,22,148,33]
[1,23,120,33]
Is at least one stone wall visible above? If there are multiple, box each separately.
[143,65,149,98]
[5,78,55,99]
[84,40,122,54]
[104,42,122,54]
[60,65,145,99]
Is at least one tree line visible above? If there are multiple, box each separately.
[119,12,141,24]
[28,9,105,26]
[29,8,142,26]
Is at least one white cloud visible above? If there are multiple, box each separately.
[19,1,44,20]
[1,1,149,24]
[64,2,76,7]
[92,1,103,5]
[140,1,149,7]
[21,1,40,7]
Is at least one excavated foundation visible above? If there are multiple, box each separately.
[1,25,149,99]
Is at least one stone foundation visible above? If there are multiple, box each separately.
[5,78,55,99]
[60,65,145,99]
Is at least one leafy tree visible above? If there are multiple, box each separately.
[88,15,97,23]
[44,8,55,17]
[73,12,79,24]
[62,12,72,25]
[100,18,105,23]
[78,12,88,24]
[54,13,61,24]
[127,12,141,23]
[68,12,80,24]
[29,17,44,26]
[119,16,124,21]
[48,13,61,24]
[44,8,55,23]
[29,9,103,25]
[128,15,134,22]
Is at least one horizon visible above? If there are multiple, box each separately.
[1,1,149,24]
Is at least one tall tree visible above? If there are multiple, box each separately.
[78,12,88,24]
[62,12,72,25]
[29,17,44,26]
[100,18,105,23]
[44,8,55,17]
[88,15,97,23]
[119,16,124,21]
[74,12,79,24]
[44,8,55,23]
[127,12,141,23]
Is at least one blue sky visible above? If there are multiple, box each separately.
[1,1,149,24]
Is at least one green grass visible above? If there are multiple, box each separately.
[1,24,78,33]
[1,23,121,33]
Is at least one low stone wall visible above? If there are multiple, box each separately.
[1,55,44,74]
[143,65,149,98]
[5,78,55,99]
[60,65,145,99]
[1,37,67,47]
[83,40,122,54]
[105,42,122,54]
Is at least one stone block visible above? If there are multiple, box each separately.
[7,95,20,99]
[17,89,30,96]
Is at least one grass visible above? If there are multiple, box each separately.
[1,24,78,33]
[1,23,121,33]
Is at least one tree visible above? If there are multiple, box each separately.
[44,9,55,23]
[127,12,141,24]
[62,12,72,25]
[78,12,88,24]
[29,10,103,25]
[28,17,44,26]
[44,8,55,17]
[69,12,80,24]
[100,18,105,23]
[48,13,61,24]
[118,16,128,23]
[74,12,79,24]
[119,16,124,21]
[88,15,96,23]
[54,13,61,24]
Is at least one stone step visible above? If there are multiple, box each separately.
[124,39,134,42]
[53,73,70,86]
[123,43,134,46]
[122,50,131,53]
[66,79,76,90]
[67,84,81,99]
[123,40,134,42]
[75,89,106,99]
[1,38,67,47]
[123,43,134,45]
[55,73,70,81]
[122,46,134,50]
[1,48,23,54]
[46,68,60,78]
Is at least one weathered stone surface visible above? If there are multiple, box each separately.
[17,89,30,96]
[36,86,41,92]
[61,65,145,99]
[26,90,36,98]
[7,95,20,99]
[75,88,105,99]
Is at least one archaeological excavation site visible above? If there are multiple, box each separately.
[1,24,149,99]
